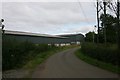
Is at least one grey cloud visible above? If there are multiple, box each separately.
[2,2,96,34]
[62,25,95,35]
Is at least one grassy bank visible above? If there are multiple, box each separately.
[23,45,77,70]
[23,45,77,77]
[75,49,120,74]
[81,42,119,67]
[3,37,78,78]
[2,36,77,71]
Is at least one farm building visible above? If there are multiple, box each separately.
[2,30,84,46]
[58,34,84,45]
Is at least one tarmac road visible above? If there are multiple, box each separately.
[32,47,119,78]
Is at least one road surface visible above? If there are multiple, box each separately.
[32,47,119,78]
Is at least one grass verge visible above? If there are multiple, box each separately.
[75,49,120,74]
[23,45,78,77]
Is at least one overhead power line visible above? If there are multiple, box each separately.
[77,0,90,24]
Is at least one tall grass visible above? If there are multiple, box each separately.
[81,42,120,67]
[2,37,57,71]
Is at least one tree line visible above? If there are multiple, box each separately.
[85,13,119,44]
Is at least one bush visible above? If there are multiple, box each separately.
[2,37,36,71]
[81,42,120,66]
[2,37,57,71]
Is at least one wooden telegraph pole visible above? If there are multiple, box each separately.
[103,0,107,45]
[117,0,120,49]
[97,0,100,43]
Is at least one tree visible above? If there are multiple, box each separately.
[100,14,117,43]
[85,31,97,43]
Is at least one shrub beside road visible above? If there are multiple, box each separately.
[2,37,77,71]
[75,42,120,74]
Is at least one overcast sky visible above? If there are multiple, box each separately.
[2,2,97,35]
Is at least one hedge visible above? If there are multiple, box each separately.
[2,37,57,71]
[81,42,120,67]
